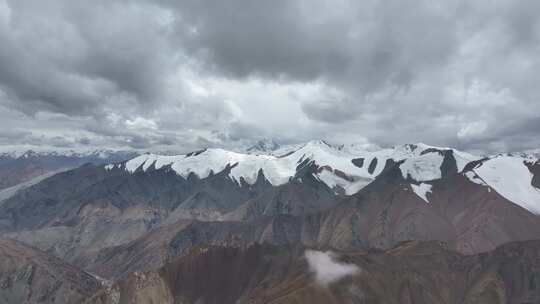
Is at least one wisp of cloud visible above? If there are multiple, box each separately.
[305,250,359,286]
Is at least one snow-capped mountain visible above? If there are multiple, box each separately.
[244,138,304,156]
[107,140,482,195]
[245,138,281,154]
[519,148,540,160]
[103,140,540,216]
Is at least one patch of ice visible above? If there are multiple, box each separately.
[316,169,350,192]
[464,171,486,186]
[454,150,482,172]
[411,183,432,203]
[400,153,444,181]
[345,178,372,195]
[473,156,540,214]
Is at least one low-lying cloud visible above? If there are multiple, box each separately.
[305,250,359,286]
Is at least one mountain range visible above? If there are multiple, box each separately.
[0,140,539,303]
[0,149,137,193]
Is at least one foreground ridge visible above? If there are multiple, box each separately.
[86,240,540,304]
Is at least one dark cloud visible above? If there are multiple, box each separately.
[0,0,176,116]
[167,0,458,92]
[301,99,361,124]
[455,116,540,152]
[167,0,350,80]
[0,0,539,153]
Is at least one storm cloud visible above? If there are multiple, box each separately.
[0,0,539,153]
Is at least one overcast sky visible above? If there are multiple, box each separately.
[0,0,539,153]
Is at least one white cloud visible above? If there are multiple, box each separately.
[0,0,11,26]
[125,117,158,130]
[457,121,488,139]
[305,250,359,286]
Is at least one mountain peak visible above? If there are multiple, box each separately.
[246,138,280,153]
[304,139,334,148]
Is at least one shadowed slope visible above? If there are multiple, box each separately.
[86,240,540,304]
[0,237,101,304]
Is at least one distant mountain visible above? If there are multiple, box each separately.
[0,149,137,191]
[522,148,540,159]
[0,148,137,160]
[245,138,281,153]
[108,141,482,195]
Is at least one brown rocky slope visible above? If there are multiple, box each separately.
[0,237,101,304]
[86,240,540,304]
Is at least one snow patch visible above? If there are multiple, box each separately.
[454,150,482,172]
[473,156,540,214]
[411,183,432,203]
[344,178,372,195]
[316,169,350,193]
[400,153,444,181]
[464,171,486,186]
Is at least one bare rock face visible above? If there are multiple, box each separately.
[85,240,540,304]
[0,160,48,192]
[0,237,101,304]
[526,160,540,188]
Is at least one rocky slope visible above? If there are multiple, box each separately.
[0,237,101,304]
[85,240,540,304]
[0,160,338,265]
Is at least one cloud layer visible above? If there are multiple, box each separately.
[305,250,359,286]
[0,0,539,152]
